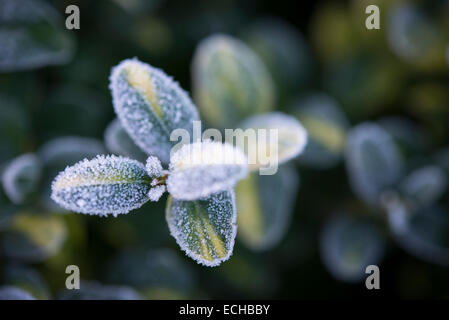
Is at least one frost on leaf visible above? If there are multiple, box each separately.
[104,118,147,163]
[165,190,237,267]
[148,185,166,202]
[345,122,403,206]
[109,58,199,163]
[0,0,74,71]
[292,94,349,169]
[400,166,447,207]
[236,163,299,250]
[145,156,164,178]
[192,34,275,128]
[1,153,42,204]
[239,112,307,173]
[166,141,248,200]
[51,155,152,216]
[320,215,384,283]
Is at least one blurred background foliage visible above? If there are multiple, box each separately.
[1,0,449,299]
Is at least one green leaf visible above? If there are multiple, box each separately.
[167,141,248,200]
[292,94,349,169]
[1,153,42,204]
[345,122,403,205]
[51,155,152,216]
[166,190,237,267]
[2,212,67,262]
[320,215,385,283]
[109,58,199,163]
[0,0,74,71]
[192,34,275,128]
[400,166,447,207]
[236,164,299,250]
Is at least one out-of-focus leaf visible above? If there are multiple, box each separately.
[109,58,199,163]
[345,122,403,205]
[1,153,42,204]
[236,164,299,250]
[3,264,50,299]
[378,117,428,156]
[400,166,447,208]
[387,3,446,71]
[243,17,311,99]
[167,141,247,200]
[2,213,67,262]
[292,94,349,169]
[326,54,402,118]
[51,155,152,216]
[58,281,141,300]
[311,2,357,64]
[320,215,385,283]
[0,0,74,71]
[0,286,35,300]
[166,190,237,267]
[104,118,147,163]
[386,198,449,266]
[192,34,275,128]
[237,112,307,174]
[107,248,195,298]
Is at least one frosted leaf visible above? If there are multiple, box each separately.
[166,190,237,267]
[192,34,275,128]
[345,122,403,205]
[109,58,199,163]
[400,166,447,207]
[145,155,164,178]
[38,136,106,167]
[148,185,166,202]
[59,281,141,300]
[236,163,299,250]
[0,0,74,71]
[51,155,152,216]
[378,116,427,155]
[2,213,67,262]
[167,141,248,200]
[387,3,444,69]
[239,112,307,172]
[37,136,106,212]
[104,118,147,162]
[386,197,449,266]
[291,94,349,169]
[1,153,42,204]
[0,286,35,300]
[320,215,385,283]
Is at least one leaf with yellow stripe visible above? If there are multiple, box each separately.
[236,163,299,250]
[109,58,199,163]
[292,94,349,169]
[166,190,237,267]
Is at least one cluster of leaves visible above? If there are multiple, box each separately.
[1,0,449,299]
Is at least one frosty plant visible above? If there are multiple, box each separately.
[51,37,307,266]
